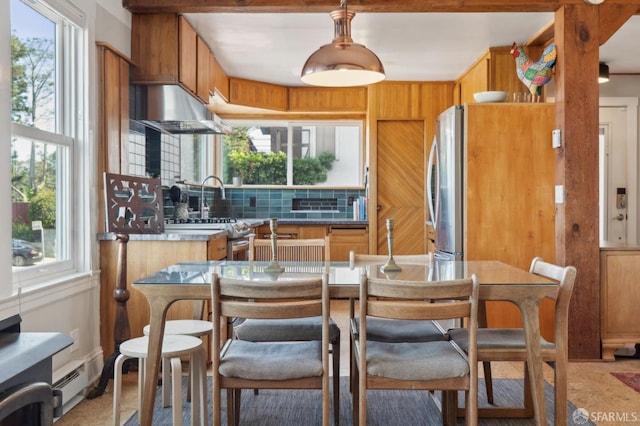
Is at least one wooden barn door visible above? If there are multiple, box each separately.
[376,120,425,255]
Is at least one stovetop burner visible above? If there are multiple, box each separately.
[165,217,238,225]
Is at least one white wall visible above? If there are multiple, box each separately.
[1,0,132,384]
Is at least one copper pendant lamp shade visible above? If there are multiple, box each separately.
[300,0,385,87]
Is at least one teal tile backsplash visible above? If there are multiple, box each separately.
[226,189,366,220]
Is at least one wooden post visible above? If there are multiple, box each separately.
[86,233,130,399]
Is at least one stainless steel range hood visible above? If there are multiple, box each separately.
[131,85,231,135]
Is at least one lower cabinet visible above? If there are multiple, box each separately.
[600,248,640,360]
[99,236,226,359]
[254,223,369,261]
[328,226,368,261]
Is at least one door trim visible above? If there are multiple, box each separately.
[600,97,638,244]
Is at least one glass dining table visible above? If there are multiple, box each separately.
[132,259,555,426]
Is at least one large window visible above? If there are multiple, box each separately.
[222,120,364,187]
[10,0,83,289]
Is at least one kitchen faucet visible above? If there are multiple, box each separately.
[200,175,226,219]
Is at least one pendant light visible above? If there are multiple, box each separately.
[300,0,385,87]
[599,62,610,83]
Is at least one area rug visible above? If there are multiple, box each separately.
[611,372,640,394]
[125,377,594,425]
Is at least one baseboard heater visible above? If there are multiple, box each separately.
[52,359,88,419]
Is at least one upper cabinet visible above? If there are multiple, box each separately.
[131,14,209,102]
[455,46,545,104]
[209,54,229,102]
[229,78,289,111]
[196,36,211,102]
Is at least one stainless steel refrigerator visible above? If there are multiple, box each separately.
[427,105,464,261]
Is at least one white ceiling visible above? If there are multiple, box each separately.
[184,12,640,88]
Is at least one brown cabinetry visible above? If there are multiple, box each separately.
[463,103,556,335]
[229,77,288,111]
[131,14,209,101]
[196,36,211,103]
[209,54,229,102]
[254,223,369,261]
[99,235,226,358]
[328,226,368,261]
[96,43,131,234]
[289,87,367,113]
[456,46,546,104]
[600,247,640,360]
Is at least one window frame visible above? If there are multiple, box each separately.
[9,0,86,293]
[220,118,366,189]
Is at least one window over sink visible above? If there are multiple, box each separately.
[221,120,364,188]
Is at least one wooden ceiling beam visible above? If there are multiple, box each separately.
[523,2,636,49]
[122,0,640,14]
[599,4,637,44]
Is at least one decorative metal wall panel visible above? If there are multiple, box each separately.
[104,173,164,234]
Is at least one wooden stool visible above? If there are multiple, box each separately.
[112,335,206,426]
[143,319,212,403]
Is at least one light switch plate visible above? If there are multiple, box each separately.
[552,129,562,148]
[555,185,564,204]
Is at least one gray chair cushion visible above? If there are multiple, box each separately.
[448,328,555,351]
[234,316,340,342]
[364,340,469,381]
[354,317,446,342]
[219,340,323,380]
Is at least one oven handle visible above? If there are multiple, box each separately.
[231,239,250,252]
[260,233,295,239]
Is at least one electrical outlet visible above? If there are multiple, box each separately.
[348,196,355,206]
[249,196,256,207]
[70,328,80,352]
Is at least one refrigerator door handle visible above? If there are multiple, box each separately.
[427,137,439,230]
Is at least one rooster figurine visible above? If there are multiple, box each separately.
[511,42,557,101]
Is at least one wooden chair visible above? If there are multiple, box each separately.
[211,272,331,426]
[348,252,449,391]
[249,235,330,263]
[448,257,577,425]
[352,273,479,426]
[233,235,340,425]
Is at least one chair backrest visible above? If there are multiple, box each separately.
[528,257,577,343]
[249,235,330,264]
[211,272,330,355]
[359,272,480,367]
[349,251,432,267]
[212,272,328,321]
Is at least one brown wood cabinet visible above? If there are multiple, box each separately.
[96,43,131,234]
[99,235,226,359]
[328,226,368,261]
[289,87,367,113]
[196,36,211,103]
[229,77,288,111]
[463,103,556,335]
[254,223,369,261]
[455,46,545,104]
[209,54,229,102]
[600,247,640,360]
[131,14,207,99]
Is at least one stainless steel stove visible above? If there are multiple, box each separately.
[164,217,253,239]
[164,217,255,259]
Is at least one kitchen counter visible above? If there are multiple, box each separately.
[267,219,368,226]
[97,229,228,241]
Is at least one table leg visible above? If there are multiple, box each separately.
[519,297,547,426]
[139,297,169,426]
